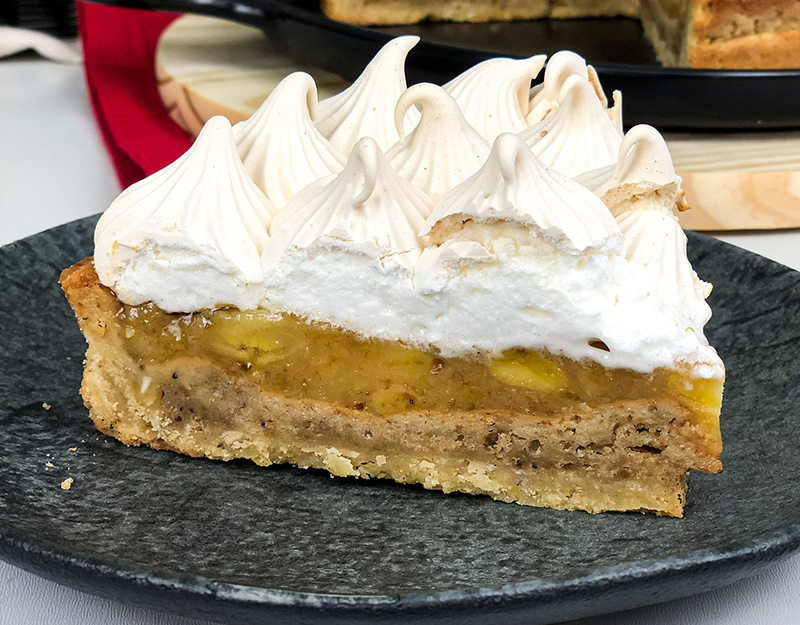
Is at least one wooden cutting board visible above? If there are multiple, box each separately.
[156,15,800,231]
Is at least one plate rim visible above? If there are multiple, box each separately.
[2,519,800,612]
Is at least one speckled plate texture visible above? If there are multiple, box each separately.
[1,216,799,625]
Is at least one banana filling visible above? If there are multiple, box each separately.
[119,296,722,451]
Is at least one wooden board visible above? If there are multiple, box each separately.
[155,16,348,136]
[156,15,800,231]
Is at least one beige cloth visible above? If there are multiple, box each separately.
[0,26,81,63]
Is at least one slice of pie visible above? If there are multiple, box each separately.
[639,0,800,69]
[320,0,640,25]
[62,45,723,517]
[321,0,800,69]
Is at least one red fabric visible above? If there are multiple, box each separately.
[76,2,192,189]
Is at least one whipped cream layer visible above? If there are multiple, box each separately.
[93,48,723,378]
[264,136,432,273]
[617,208,712,331]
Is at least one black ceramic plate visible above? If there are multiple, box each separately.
[88,0,800,129]
[1,217,800,625]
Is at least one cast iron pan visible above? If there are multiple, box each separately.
[87,0,800,130]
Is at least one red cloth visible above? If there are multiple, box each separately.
[76,2,192,189]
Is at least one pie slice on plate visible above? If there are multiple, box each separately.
[62,43,723,517]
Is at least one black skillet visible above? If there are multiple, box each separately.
[86,0,800,130]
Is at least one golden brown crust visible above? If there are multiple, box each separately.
[688,29,800,69]
[321,0,550,25]
[550,0,639,18]
[691,0,800,41]
[320,0,638,25]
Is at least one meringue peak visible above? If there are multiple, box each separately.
[520,74,623,178]
[265,137,433,271]
[385,83,490,202]
[575,124,684,215]
[527,51,621,131]
[422,132,621,253]
[527,51,591,123]
[617,209,711,328]
[234,72,345,210]
[94,116,274,311]
[315,36,421,154]
[444,55,546,143]
[612,125,679,189]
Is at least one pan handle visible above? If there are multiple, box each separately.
[81,0,285,27]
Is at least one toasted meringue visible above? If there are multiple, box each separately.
[422,133,621,253]
[233,72,345,210]
[575,124,685,215]
[443,55,546,143]
[94,116,274,312]
[617,209,712,328]
[264,136,433,272]
[520,74,623,178]
[315,36,421,154]
[385,83,490,202]
[527,51,622,131]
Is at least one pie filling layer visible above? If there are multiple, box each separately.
[62,259,722,516]
[95,263,721,442]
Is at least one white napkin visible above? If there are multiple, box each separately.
[0,26,81,63]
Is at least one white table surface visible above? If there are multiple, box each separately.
[0,56,798,625]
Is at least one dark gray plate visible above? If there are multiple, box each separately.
[1,216,799,625]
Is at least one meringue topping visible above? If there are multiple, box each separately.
[443,55,546,143]
[617,209,712,329]
[385,83,490,202]
[527,51,592,122]
[234,72,346,210]
[94,116,274,312]
[575,124,684,215]
[264,136,433,271]
[520,74,624,178]
[91,46,722,377]
[315,36,421,154]
[410,132,718,373]
[422,132,621,253]
[527,51,622,132]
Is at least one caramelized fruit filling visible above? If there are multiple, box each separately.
[116,303,723,439]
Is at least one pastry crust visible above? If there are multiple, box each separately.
[61,259,722,517]
[321,0,550,25]
[320,0,638,25]
[688,30,800,69]
[322,0,800,68]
